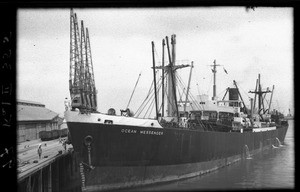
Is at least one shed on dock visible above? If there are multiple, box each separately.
[17,99,61,142]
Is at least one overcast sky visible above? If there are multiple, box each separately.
[17,7,293,117]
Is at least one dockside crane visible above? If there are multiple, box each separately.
[85,28,97,112]
[69,9,97,112]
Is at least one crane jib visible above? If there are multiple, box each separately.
[69,9,97,113]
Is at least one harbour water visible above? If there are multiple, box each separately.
[125,119,294,191]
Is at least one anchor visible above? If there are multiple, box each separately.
[84,135,95,170]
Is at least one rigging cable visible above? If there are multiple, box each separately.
[135,87,155,117]
[126,72,142,109]
[176,73,204,111]
[135,71,162,118]
[144,76,163,118]
[143,93,156,118]
[134,78,154,117]
[136,88,155,117]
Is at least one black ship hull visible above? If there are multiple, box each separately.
[66,112,288,191]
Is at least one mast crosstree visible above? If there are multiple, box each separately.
[153,34,189,119]
[249,74,273,116]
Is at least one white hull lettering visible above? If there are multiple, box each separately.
[120,129,163,135]
[139,130,163,135]
[121,129,137,134]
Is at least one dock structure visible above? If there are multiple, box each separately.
[17,139,81,192]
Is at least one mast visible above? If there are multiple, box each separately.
[253,78,258,112]
[250,98,254,119]
[249,74,271,116]
[165,36,175,117]
[211,60,221,100]
[249,97,254,127]
[258,74,262,113]
[161,39,165,117]
[262,87,269,113]
[183,61,194,115]
[268,85,275,112]
[213,60,216,100]
[152,41,159,119]
[170,34,179,118]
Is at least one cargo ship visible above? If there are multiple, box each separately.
[65,10,289,192]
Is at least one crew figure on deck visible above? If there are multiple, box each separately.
[37,144,42,159]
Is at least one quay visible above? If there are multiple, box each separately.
[17,138,81,192]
